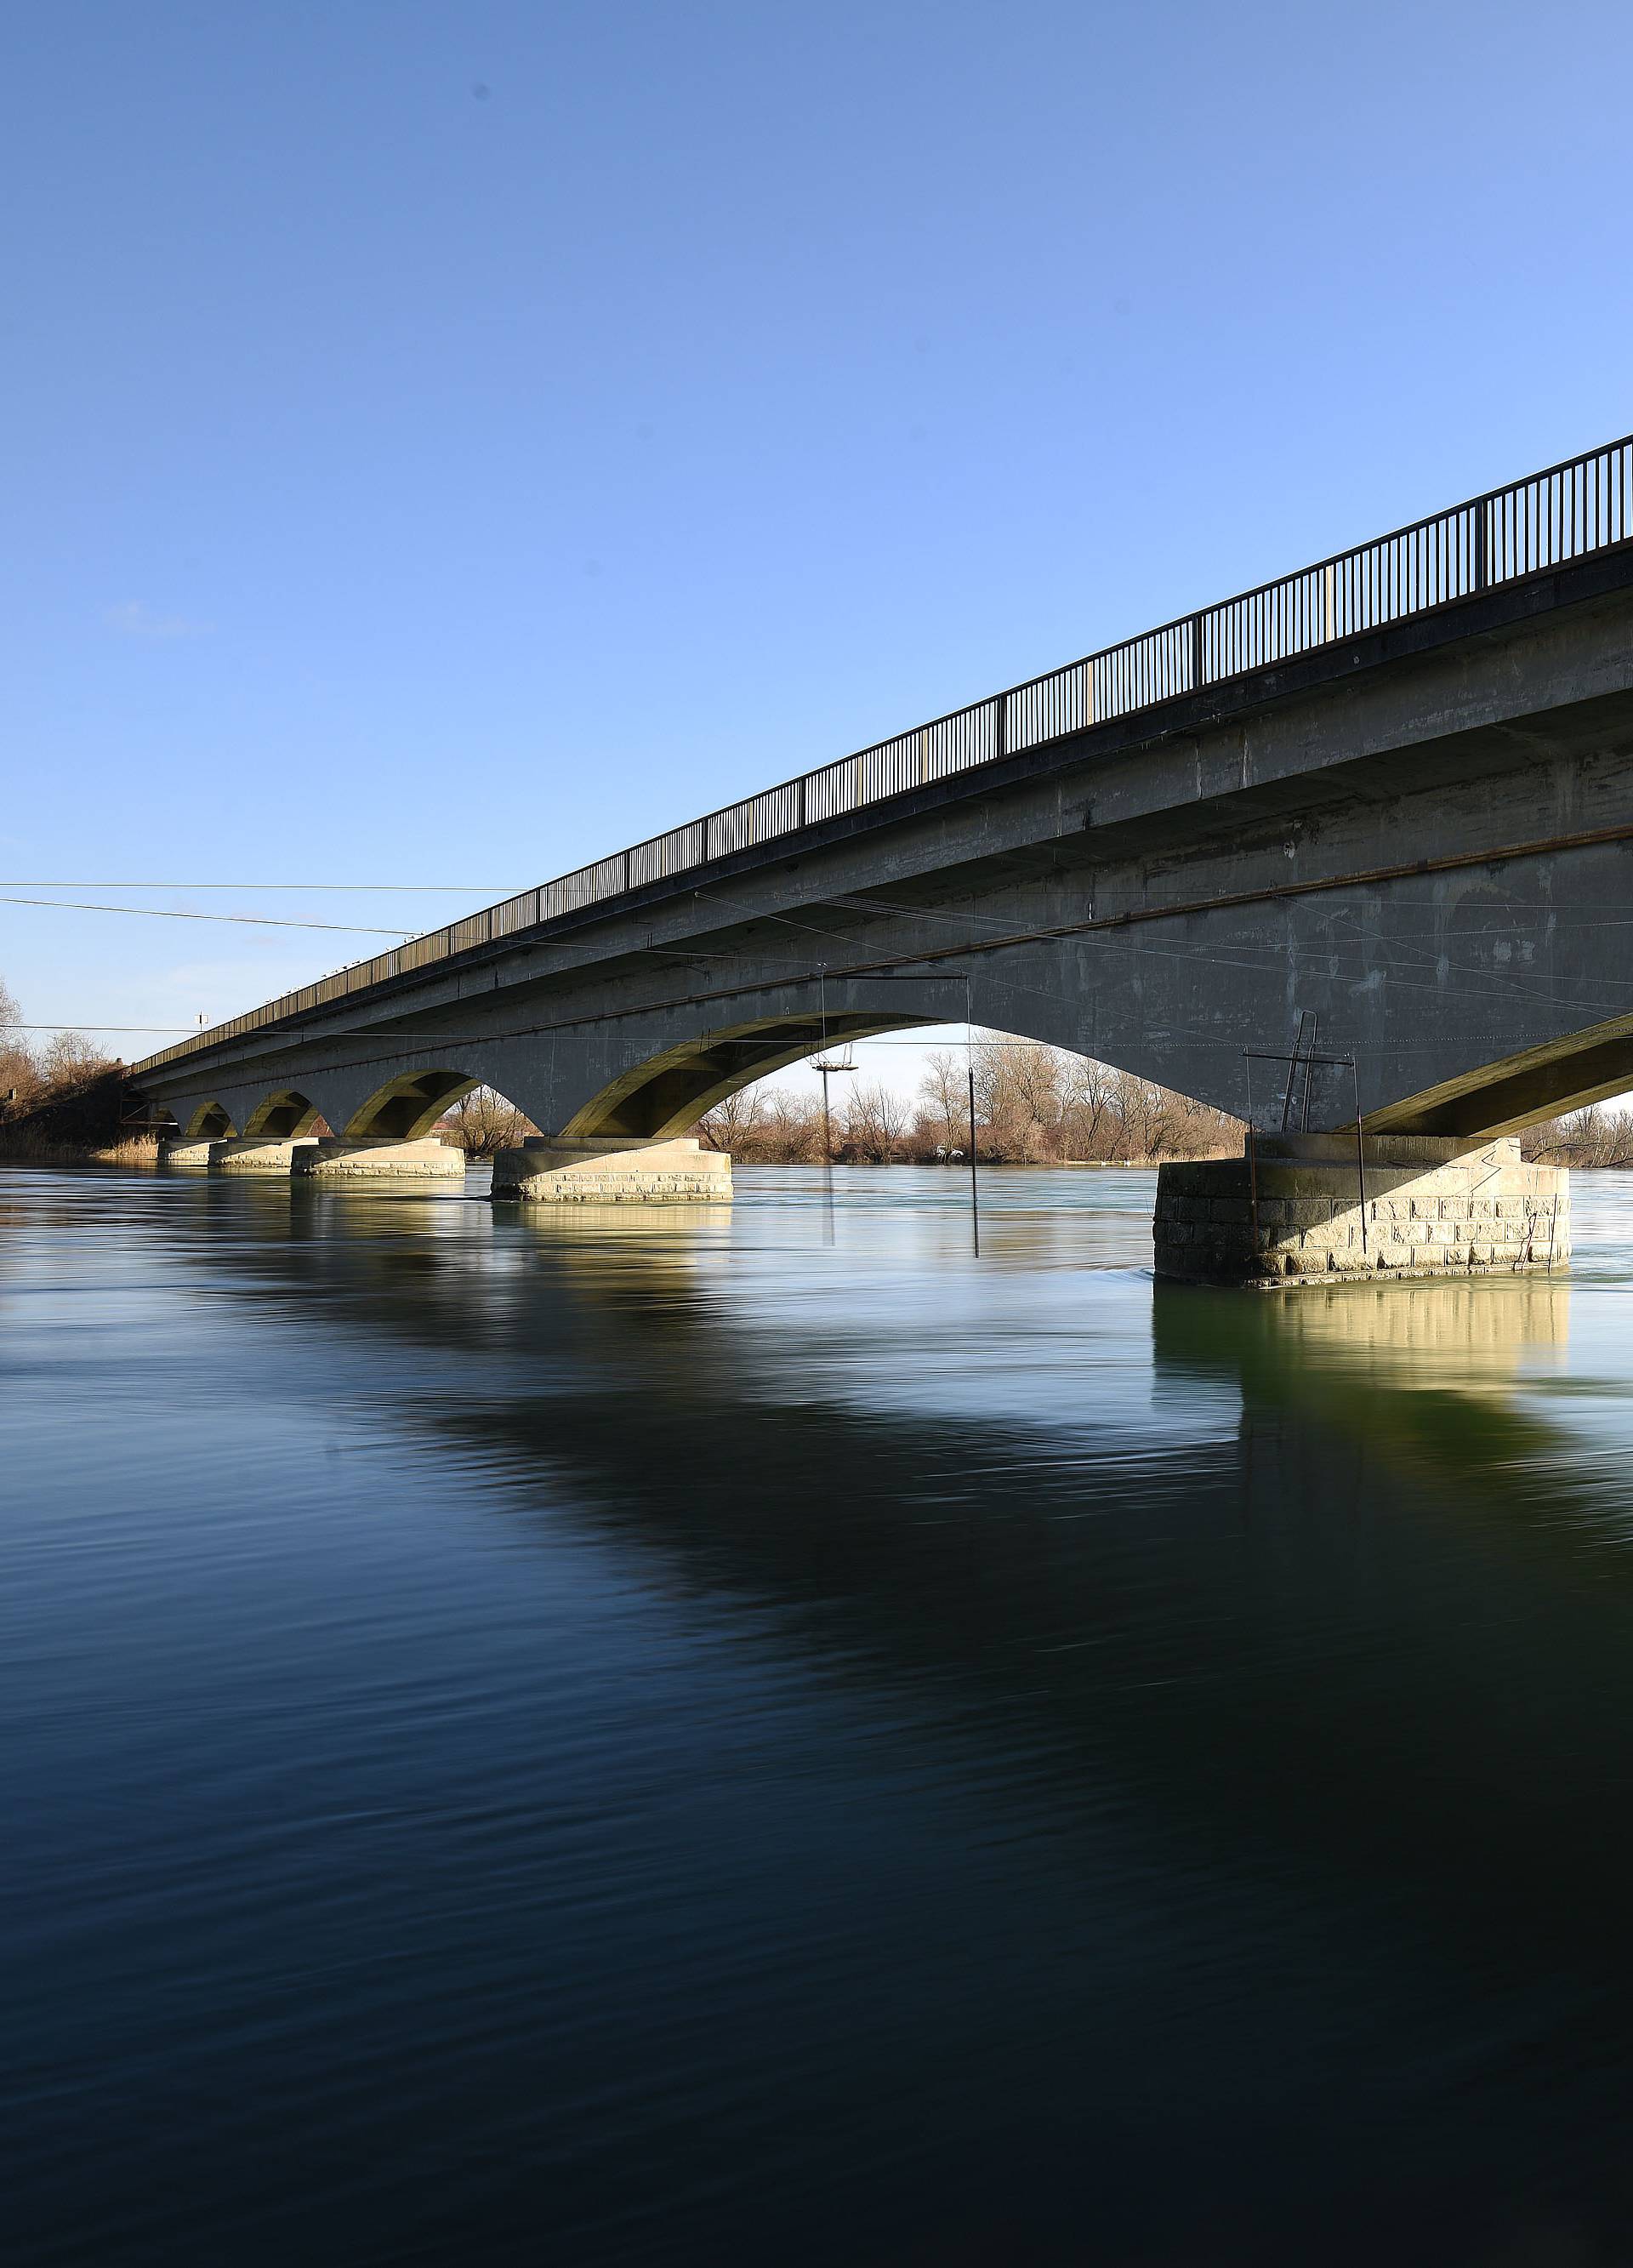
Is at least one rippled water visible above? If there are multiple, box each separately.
[9,1160,1633,2265]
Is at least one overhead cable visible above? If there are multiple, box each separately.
[0,896,412,935]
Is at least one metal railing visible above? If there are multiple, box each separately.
[134,431,1633,1076]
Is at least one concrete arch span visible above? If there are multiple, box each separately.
[181,1100,238,1139]
[242,1090,324,1137]
[344,1070,481,1141]
[561,1010,930,1141]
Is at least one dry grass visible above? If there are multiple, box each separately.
[92,1135,162,1166]
[0,1129,161,1168]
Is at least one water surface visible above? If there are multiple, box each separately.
[8,1162,1633,2265]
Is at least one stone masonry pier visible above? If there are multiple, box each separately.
[1154,1136,1569,1286]
[292,1137,466,1180]
[209,1136,317,1172]
[491,1136,731,1204]
[157,1137,215,1168]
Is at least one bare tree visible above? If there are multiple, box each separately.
[697,1086,771,1153]
[916,1050,968,1156]
[440,1086,537,1158]
[759,1089,823,1161]
[684,1041,1243,1169]
[841,1080,913,1162]
[1057,1057,1115,1158]
[1524,1108,1633,1167]
[37,1030,111,1088]
[0,977,35,1114]
[972,1038,1053,1161]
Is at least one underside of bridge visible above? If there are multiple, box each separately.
[557,1013,926,1139]
[1366,1016,1633,1139]
[241,1090,324,1137]
[180,1101,237,1140]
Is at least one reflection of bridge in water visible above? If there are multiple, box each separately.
[104,1160,1633,2246]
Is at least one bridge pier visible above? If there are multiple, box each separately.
[1154,1136,1568,1286]
[157,1137,216,1168]
[291,1137,466,1180]
[208,1136,318,1173]
[490,1135,731,1204]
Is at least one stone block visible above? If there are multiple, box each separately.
[1209,1198,1255,1225]
[158,1138,215,1168]
[1152,1144,1567,1288]
[293,1137,465,1180]
[492,1137,732,1205]
[209,1137,318,1174]
[1283,1198,1335,1227]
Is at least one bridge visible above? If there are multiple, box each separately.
[131,433,1633,1277]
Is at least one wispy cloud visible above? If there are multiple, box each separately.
[105,599,213,641]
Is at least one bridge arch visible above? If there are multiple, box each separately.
[242,1090,323,1137]
[560,1011,930,1142]
[344,1070,479,1141]
[181,1099,237,1139]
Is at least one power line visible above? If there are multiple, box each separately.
[0,896,412,935]
[0,880,523,892]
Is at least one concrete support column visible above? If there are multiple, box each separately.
[157,1137,217,1168]
[490,1135,731,1204]
[1154,1134,1569,1285]
[292,1137,467,1180]
[209,1137,319,1173]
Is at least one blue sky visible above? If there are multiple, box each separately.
[3,0,1631,1095]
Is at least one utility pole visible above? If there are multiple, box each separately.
[964,972,981,1257]
[811,1054,854,1163]
[812,965,854,1169]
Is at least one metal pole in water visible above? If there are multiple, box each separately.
[816,968,834,1242]
[965,975,980,1259]
[966,1059,981,1259]
[1244,1055,1260,1259]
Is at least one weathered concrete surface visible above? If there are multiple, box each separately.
[1155,1136,1569,1285]
[208,1136,318,1172]
[158,1137,216,1168]
[292,1136,466,1180]
[491,1136,731,1203]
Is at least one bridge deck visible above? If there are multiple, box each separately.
[135,433,1633,1080]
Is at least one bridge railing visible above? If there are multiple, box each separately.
[134,431,1633,1076]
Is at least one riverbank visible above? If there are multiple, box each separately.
[0,1131,160,1167]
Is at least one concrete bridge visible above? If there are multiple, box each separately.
[133,435,1633,1277]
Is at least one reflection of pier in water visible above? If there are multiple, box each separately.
[1152,1275,1574,1529]
[1234,1274,1568,1390]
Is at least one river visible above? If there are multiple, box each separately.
[8,1161,1633,2265]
